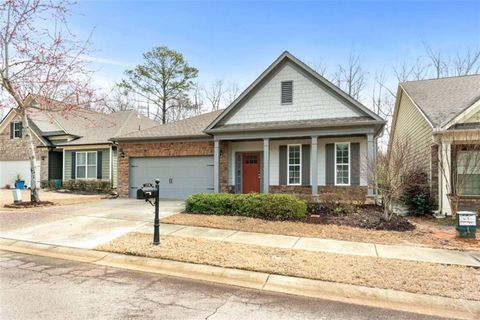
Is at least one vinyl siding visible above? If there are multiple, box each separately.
[223,62,362,125]
[391,90,433,168]
[465,109,480,123]
[64,148,111,181]
[227,137,368,187]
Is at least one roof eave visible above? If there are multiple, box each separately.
[110,134,212,142]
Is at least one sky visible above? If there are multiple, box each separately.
[1,0,480,119]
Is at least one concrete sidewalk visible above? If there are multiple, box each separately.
[141,223,480,268]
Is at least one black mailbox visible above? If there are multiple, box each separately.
[136,187,158,200]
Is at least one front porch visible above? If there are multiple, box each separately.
[212,128,376,199]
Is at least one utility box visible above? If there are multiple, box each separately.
[456,211,477,239]
[12,189,22,204]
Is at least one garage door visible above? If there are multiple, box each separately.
[0,160,40,188]
[129,156,214,199]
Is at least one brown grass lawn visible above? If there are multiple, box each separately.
[162,213,480,251]
[0,189,103,207]
[97,232,480,301]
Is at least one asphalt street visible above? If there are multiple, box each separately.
[0,250,450,320]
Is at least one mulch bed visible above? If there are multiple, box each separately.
[306,205,415,232]
[4,201,55,209]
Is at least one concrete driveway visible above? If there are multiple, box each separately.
[0,198,184,249]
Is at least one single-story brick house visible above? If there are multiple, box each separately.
[390,75,480,214]
[0,96,157,189]
[112,51,386,199]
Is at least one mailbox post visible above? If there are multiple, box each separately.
[153,179,160,245]
[136,179,161,245]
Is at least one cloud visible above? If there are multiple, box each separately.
[79,54,132,67]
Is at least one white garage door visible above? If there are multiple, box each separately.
[129,156,214,199]
[0,160,40,188]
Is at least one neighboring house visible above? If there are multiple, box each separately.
[390,74,480,214]
[112,51,386,199]
[0,97,158,189]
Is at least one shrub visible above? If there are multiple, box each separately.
[62,180,112,193]
[401,169,433,216]
[317,189,365,215]
[185,193,307,221]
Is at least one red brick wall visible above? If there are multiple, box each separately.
[117,140,221,197]
[459,196,480,213]
[0,113,48,184]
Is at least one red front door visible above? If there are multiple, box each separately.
[242,152,261,193]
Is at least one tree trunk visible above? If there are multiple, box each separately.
[22,112,40,202]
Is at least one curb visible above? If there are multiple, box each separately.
[0,238,478,320]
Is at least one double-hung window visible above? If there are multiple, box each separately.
[335,143,350,185]
[288,144,301,185]
[457,150,480,195]
[76,151,97,179]
[12,122,21,138]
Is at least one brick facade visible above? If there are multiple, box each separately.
[0,113,48,184]
[430,144,439,209]
[459,196,480,213]
[117,140,219,197]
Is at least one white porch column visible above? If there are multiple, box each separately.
[440,141,452,215]
[214,139,220,193]
[263,138,270,193]
[310,136,318,195]
[367,133,375,196]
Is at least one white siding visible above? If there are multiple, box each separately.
[227,136,368,187]
[224,62,361,125]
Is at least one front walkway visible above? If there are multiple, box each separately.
[143,223,480,268]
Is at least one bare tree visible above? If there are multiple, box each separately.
[204,79,225,111]
[190,82,204,115]
[224,82,240,106]
[103,86,136,113]
[370,137,424,220]
[436,130,480,218]
[424,44,449,79]
[371,71,395,135]
[333,53,367,100]
[453,48,480,76]
[0,0,94,202]
[310,61,328,76]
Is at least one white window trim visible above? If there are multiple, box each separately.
[334,142,350,186]
[12,122,21,139]
[76,151,98,180]
[287,144,302,186]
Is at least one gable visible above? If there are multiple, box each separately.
[465,109,480,123]
[222,62,365,126]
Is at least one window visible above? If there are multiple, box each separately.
[457,150,480,195]
[281,81,293,104]
[76,151,97,179]
[12,122,21,138]
[335,143,350,185]
[288,144,301,185]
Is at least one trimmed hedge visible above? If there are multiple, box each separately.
[185,193,307,221]
[62,180,112,193]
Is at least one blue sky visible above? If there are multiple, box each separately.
[70,0,480,102]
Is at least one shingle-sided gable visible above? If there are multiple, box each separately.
[222,62,362,125]
[206,51,383,132]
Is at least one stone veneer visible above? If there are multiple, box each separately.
[117,140,228,197]
[0,113,48,185]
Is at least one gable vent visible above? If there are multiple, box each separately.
[281,81,293,104]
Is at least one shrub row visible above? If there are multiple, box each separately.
[185,193,307,221]
[62,180,112,193]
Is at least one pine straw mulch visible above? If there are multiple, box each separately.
[3,201,55,209]
[97,232,480,301]
[161,213,480,252]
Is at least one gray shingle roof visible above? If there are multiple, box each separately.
[208,117,384,133]
[401,74,480,128]
[112,110,224,141]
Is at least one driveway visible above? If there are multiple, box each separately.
[0,198,184,249]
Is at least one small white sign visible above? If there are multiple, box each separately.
[459,215,476,226]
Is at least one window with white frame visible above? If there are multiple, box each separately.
[12,122,21,138]
[335,143,350,185]
[76,151,97,179]
[288,144,301,185]
[457,150,480,195]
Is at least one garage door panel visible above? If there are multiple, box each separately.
[129,156,214,199]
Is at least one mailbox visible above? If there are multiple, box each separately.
[136,187,158,200]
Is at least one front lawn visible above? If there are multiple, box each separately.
[161,213,480,251]
[97,232,480,301]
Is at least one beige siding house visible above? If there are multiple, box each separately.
[390,75,480,215]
